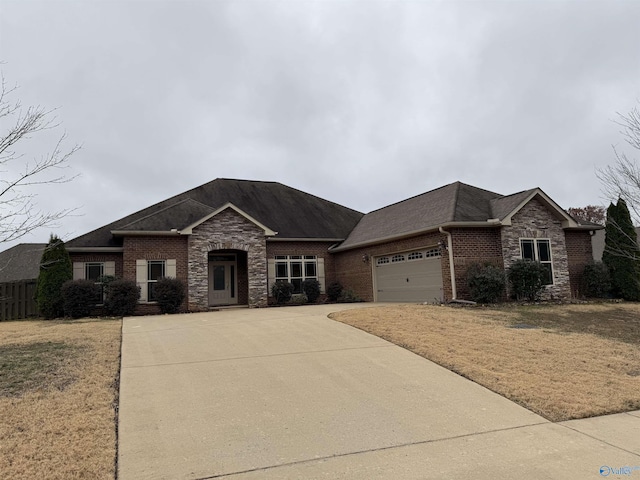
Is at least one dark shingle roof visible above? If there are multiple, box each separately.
[336,182,503,250]
[67,179,364,248]
[0,243,46,282]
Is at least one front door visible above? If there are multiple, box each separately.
[209,257,238,306]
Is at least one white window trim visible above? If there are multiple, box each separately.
[519,238,554,285]
[267,255,325,294]
[136,259,177,303]
[73,261,115,280]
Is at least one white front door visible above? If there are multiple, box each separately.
[209,259,238,306]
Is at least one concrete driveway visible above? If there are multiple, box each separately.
[118,305,640,479]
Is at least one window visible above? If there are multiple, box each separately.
[85,262,105,303]
[520,238,553,285]
[135,259,176,302]
[275,255,317,294]
[85,263,104,281]
[391,254,405,263]
[147,260,166,301]
[407,252,423,261]
[376,257,390,265]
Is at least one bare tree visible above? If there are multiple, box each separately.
[0,73,80,244]
[567,205,606,225]
[598,103,640,225]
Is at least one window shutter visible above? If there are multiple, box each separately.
[136,260,147,302]
[105,261,116,277]
[267,258,276,296]
[317,258,326,294]
[73,262,84,280]
[166,259,176,278]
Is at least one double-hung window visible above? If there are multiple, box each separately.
[136,259,176,302]
[274,255,318,294]
[72,261,115,304]
[85,262,105,303]
[520,238,553,285]
[147,260,165,302]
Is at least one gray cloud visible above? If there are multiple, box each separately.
[1,0,639,248]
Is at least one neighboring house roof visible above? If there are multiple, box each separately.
[0,243,46,282]
[592,226,640,261]
[67,179,364,248]
[332,181,592,252]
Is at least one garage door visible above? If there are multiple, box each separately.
[375,248,443,303]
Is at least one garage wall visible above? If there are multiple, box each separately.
[332,232,448,301]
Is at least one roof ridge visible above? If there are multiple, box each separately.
[118,198,205,230]
[365,181,460,215]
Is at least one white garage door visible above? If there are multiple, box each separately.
[375,248,443,303]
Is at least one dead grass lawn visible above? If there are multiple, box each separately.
[330,303,640,422]
[0,318,121,480]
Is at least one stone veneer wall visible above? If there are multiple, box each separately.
[188,209,267,309]
[501,197,571,299]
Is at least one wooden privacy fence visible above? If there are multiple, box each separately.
[0,280,38,321]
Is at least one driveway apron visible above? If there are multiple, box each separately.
[118,305,640,479]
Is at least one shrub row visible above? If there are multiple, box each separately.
[61,277,186,318]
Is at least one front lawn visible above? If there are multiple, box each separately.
[330,303,640,422]
[0,318,121,480]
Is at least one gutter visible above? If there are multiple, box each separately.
[67,247,124,253]
[439,226,457,301]
[110,230,183,236]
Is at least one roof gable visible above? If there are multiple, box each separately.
[180,203,277,236]
[497,189,579,228]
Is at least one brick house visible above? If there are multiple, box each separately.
[65,179,598,312]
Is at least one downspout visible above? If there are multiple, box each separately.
[439,227,457,301]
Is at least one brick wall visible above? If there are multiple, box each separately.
[500,198,571,299]
[449,227,504,300]
[565,230,595,297]
[123,235,189,314]
[266,241,337,302]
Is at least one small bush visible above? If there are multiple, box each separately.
[338,289,362,303]
[272,281,294,305]
[507,260,547,301]
[582,262,612,298]
[104,280,140,317]
[62,280,100,318]
[154,277,186,314]
[302,279,321,303]
[289,293,308,305]
[465,263,506,303]
[326,282,343,302]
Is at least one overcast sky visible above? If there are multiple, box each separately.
[1,0,639,250]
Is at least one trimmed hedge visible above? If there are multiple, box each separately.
[104,280,140,317]
[582,262,612,298]
[326,282,343,302]
[62,280,100,319]
[154,277,186,314]
[272,281,294,304]
[465,263,506,303]
[507,260,547,301]
[302,279,321,303]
